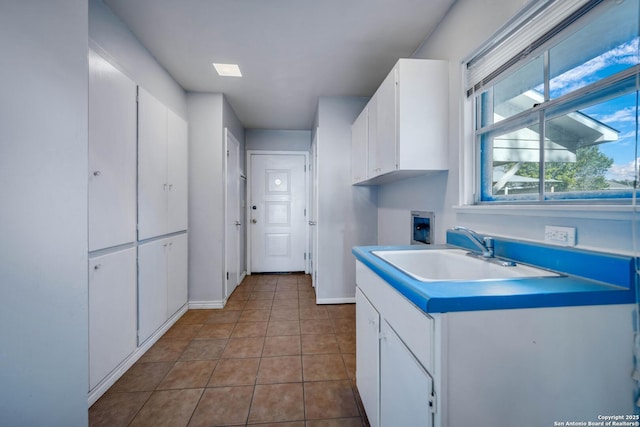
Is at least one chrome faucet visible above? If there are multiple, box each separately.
[453,226,494,258]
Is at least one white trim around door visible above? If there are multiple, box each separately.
[246,150,309,275]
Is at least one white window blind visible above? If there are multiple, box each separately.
[466,0,601,96]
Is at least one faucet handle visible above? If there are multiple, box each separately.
[483,236,494,249]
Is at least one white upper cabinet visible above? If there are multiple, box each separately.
[88,51,137,251]
[372,69,397,178]
[138,88,168,240]
[352,58,449,185]
[138,88,188,240]
[167,110,189,234]
[351,106,368,184]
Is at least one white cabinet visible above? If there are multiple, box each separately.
[380,319,434,427]
[351,107,368,184]
[167,233,189,316]
[355,288,380,427]
[138,88,188,240]
[88,51,137,251]
[138,233,188,344]
[352,58,449,185]
[371,70,396,178]
[89,247,137,391]
[356,259,636,426]
[355,261,436,427]
[167,109,189,234]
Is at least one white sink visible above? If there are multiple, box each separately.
[372,249,561,282]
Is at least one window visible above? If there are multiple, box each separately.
[468,0,639,203]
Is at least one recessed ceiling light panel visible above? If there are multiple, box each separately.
[212,63,242,77]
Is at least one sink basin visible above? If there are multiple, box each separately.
[372,249,561,282]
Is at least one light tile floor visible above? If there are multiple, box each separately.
[90,273,368,427]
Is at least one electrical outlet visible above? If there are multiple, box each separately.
[544,225,576,246]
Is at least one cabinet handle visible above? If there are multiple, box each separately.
[93,171,101,177]
[93,264,101,270]
[235,221,241,226]
[163,183,168,190]
[168,184,173,190]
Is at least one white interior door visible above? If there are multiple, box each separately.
[225,130,241,297]
[249,153,307,273]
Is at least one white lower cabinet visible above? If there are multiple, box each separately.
[355,289,380,427]
[356,260,636,426]
[89,247,137,391]
[356,261,436,427]
[167,233,189,316]
[138,233,188,344]
[380,320,434,427]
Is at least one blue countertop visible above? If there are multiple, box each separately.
[352,239,637,313]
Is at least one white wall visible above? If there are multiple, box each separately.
[378,0,638,255]
[188,94,225,303]
[89,0,187,118]
[316,97,378,301]
[377,172,449,245]
[246,129,311,152]
[188,94,245,304]
[0,1,89,425]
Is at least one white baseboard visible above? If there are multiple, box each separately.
[239,271,247,283]
[189,300,225,309]
[316,297,356,304]
[88,303,188,407]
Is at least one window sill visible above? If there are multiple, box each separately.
[453,204,638,221]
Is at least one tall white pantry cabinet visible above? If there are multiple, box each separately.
[137,88,189,344]
[88,51,188,403]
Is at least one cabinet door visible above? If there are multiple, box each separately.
[138,88,168,240]
[380,320,433,427]
[167,233,188,317]
[375,67,397,176]
[351,107,368,184]
[167,109,188,233]
[89,247,137,390]
[138,238,169,344]
[88,51,137,251]
[367,94,378,178]
[356,288,380,427]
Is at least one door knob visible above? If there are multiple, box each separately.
[309,221,316,226]
[235,221,241,226]
[252,219,257,224]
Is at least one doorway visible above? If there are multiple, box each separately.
[247,151,308,273]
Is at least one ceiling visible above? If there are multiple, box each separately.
[103,0,455,130]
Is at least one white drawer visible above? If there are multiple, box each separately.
[356,260,434,373]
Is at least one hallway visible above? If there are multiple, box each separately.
[89,273,367,426]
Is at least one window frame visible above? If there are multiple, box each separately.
[466,0,639,205]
